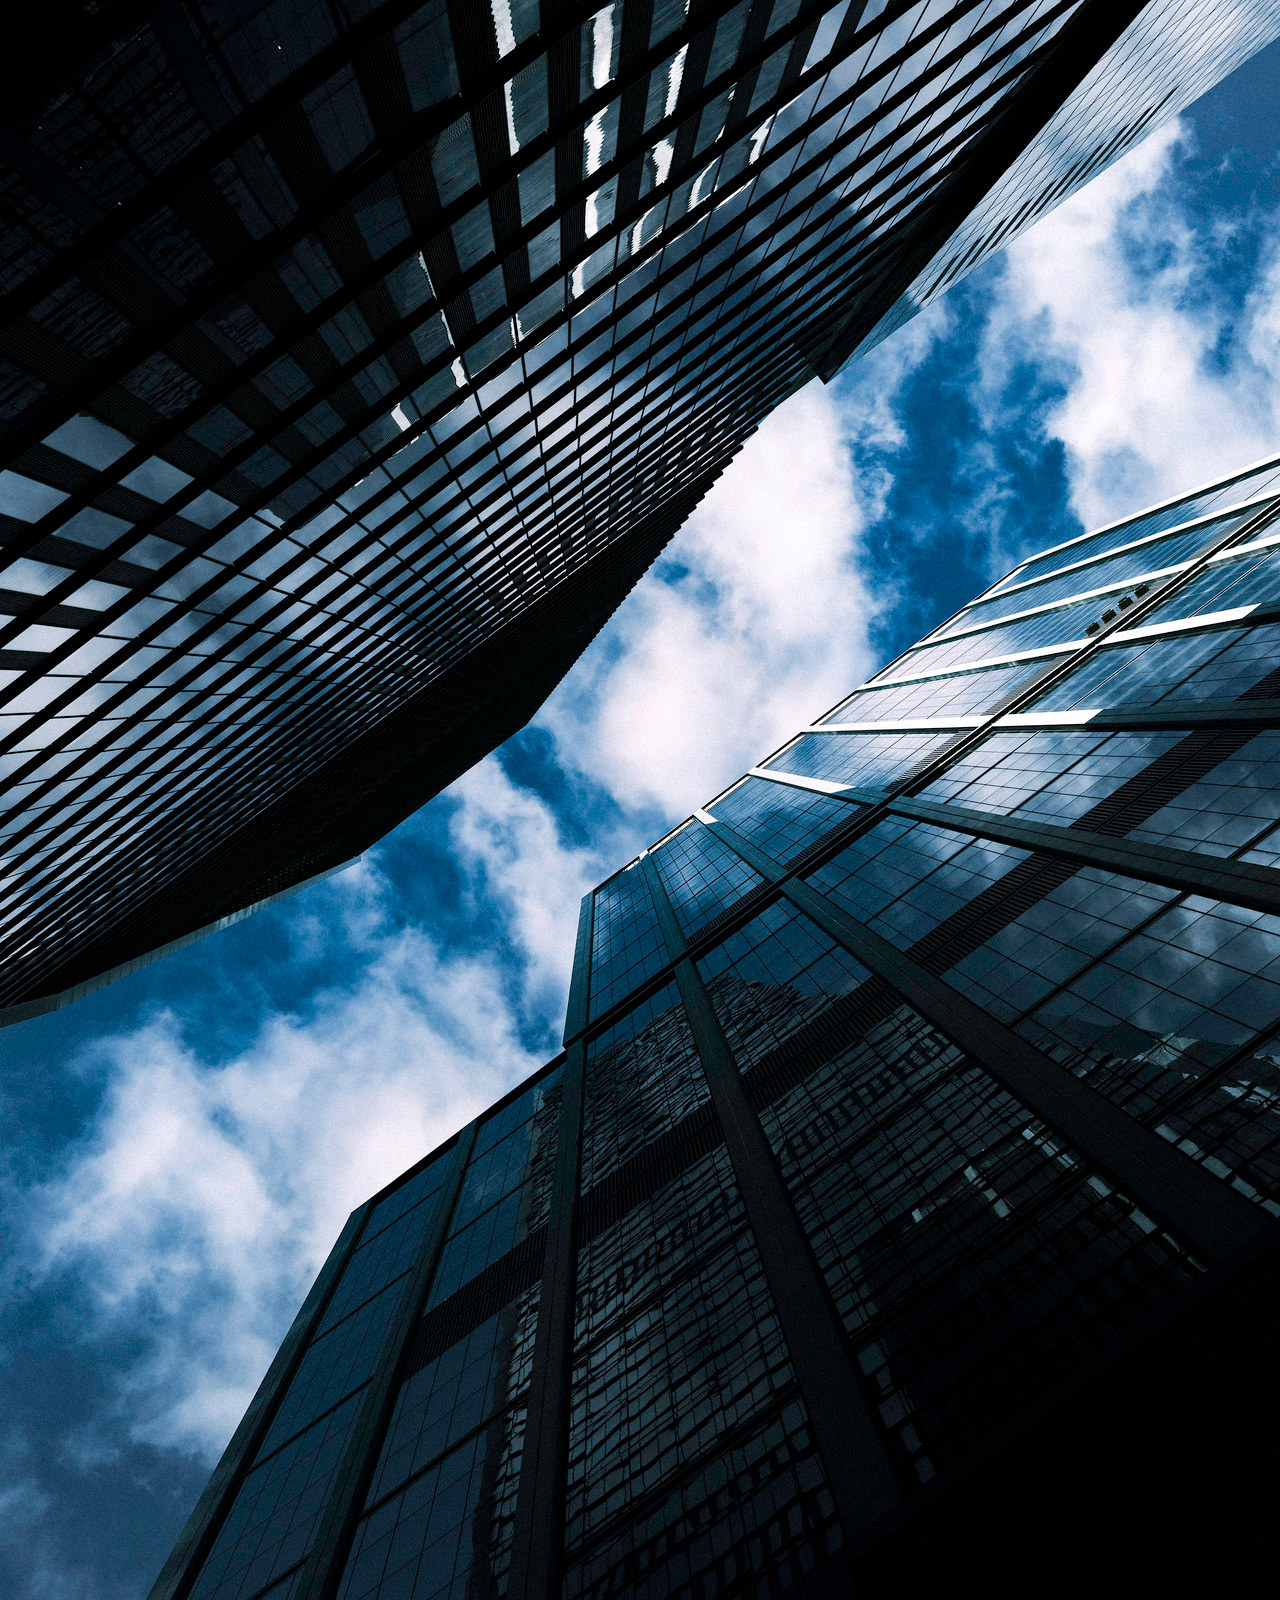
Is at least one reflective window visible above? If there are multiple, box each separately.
[1030,620,1280,711]
[589,866,667,1020]
[650,819,763,936]
[761,1006,1201,1479]
[581,981,710,1189]
[764,728,955,791]
[564,1145,836,1598]
[427,1071,562,1308]
[707,775,853,865]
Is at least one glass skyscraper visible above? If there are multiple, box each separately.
[153,457,1280,1599]
[3,0,1280,1025]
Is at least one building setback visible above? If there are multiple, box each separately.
[3,1,1280,1022]
[153,458,1280,1597]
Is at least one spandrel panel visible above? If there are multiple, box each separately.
[588,865,667,1021]
[1017,895,1280,1211]
[763,729,955,791]
[1029,619,1280,711]
[759,1005,1202,1482]
[650,819,763,936]
[707,775,853,865]
[581,979,710,1189]
[564,1144,838,1598]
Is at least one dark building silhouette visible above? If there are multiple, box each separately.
[3,1,1280,1022]
[154,461,1280,1598]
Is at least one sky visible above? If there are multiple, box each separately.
[7,38,1280,1599]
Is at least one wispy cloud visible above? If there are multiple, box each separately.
[981,120,1280,528]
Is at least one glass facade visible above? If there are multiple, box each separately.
[5,0,1280,1027]
[159,460,1280,1597]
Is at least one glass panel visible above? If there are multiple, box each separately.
[948,511,1249,632]
[698,899,872,1071]
[588,865,668,1020]
[366,1285,539,1511]
[1140,542,1280,626]
[189,1391,364,1600]
[764,729,955,790]
[650,819,764,935]
[995,484,1278,593]
[1018,895,1280,1213]
[427,1071,562,1308]
[564,1145,839,1598]
[820,659,1050,723]
[918,728,1186,827]
[1029,620,1280,711]
[706,776,853,866]
[581,980,709,1189]
[760,1005,1202,1480]
[806,820,1030,954]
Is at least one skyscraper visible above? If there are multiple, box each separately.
[153,456,1280,1598]
[3,0,1280,1024]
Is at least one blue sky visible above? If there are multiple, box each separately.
[7,42,1280,1597]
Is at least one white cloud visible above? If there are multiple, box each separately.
[983,119,1280,528]
[18,871,542,1462]
[537,377,900,818]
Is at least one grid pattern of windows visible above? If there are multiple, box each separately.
[1016,895,1280,1196]
[581,980,710,1189]
[341,1285,541,1600]
[650,818,763,936]
[819,656,1050,723]
[1141,538,1280,625]
[879,584,1146,681]
[338,1409,527,1600]
[761,1008,1202,1479]
[564,1145,837,1599]
[844,0,1280,363]
[162,460,1280,1598]
[763,728,954,790]
[426,1070,561,1307]
[918,728,1187,827]
[1032,618,1280,710]
[937,509,1251,637]
[990,466,1280,594]
[807,820,1030,952]
[588,864,666,1021]
[5,0,1274,1020]
[706,774,853,864]
[699,898,872,1070]
[184,1162,451,1600]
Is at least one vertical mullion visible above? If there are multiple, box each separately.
[701,815,1278,1268]
[147,1201,372,1600]
[296,1121,480,1600]
[638,851,901,1539]
[507,892,595,1600]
